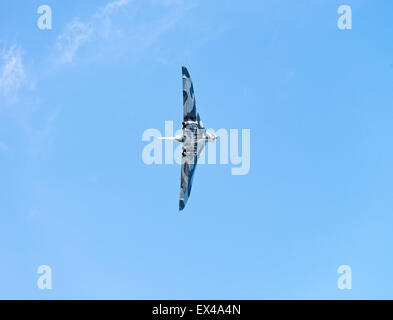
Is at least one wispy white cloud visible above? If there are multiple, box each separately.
[94,0,132,18]
[56,0,132,64]
[1,0,197,156]
[55,0,193,64]
[57,19,93,64]
[0,45,26,96]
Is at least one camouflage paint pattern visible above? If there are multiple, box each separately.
[179,67,208,211]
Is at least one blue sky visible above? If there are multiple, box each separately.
[1,0,393,299]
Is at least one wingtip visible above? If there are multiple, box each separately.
[179,199,185,211]
[181,66,190,78]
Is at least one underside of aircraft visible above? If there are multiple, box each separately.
[160,67,216,211]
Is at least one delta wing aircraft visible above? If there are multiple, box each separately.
[160,67,217,211]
